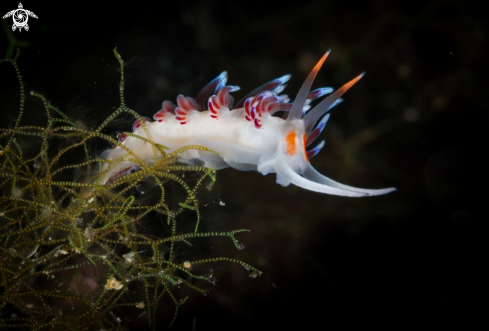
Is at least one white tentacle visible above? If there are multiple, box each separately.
[273,155,372,197]
[302,163,396,196]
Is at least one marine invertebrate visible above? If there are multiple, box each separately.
[101,51,396,197]
[0,49,260,330]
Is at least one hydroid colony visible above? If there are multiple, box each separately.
[0,49,260,330]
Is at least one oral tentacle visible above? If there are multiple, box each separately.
[302,163,396,196]
[273,155,372,197]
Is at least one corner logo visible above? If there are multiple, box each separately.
[2,3,38,32]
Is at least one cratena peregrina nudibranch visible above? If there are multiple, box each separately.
[100,51,396,197]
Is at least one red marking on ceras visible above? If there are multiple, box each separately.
[106,165,140,185]
[118,133,127,143]
[132,116,150,131]
[208,95,220,119]
[244,93,269,128]
[244,98,252,121]
[243,91,292,129]
[153,110,166,122]
[175,95,199,125]
[254,118,262,128]
[111,132,128,149]
[207,86,238,120]
[153,100,176,122]
[306,149,316,159]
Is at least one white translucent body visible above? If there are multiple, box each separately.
[100,107,395,197]
[101,107,303,178]
[100,51,396,197]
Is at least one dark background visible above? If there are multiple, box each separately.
[1,0,487,329]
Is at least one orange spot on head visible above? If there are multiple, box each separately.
[303,134,309,161]
[285,130,297,155]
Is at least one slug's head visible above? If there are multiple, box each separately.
[257,119,309,186]
[260,51,396,197]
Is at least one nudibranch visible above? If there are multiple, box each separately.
[100,51,396,197]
